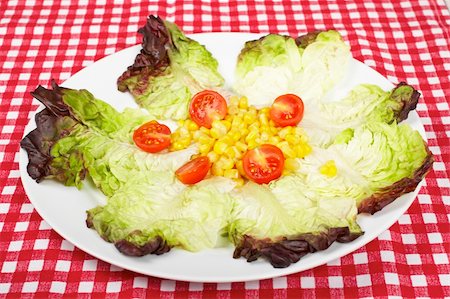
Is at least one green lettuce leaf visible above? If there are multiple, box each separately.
[117,15,224,120]
[87,174,235,253]
[296,30,350,101]
[302,82,420,146]
[233,30,350,107]
[295,121,432,213]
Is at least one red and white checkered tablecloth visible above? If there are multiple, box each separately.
[1,0,449,297]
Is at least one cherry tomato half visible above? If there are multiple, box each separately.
[269,94,304,127]
[133,120,171,153]
[189,90,227,129]
[242,144,285,184]
[175,156,211,185]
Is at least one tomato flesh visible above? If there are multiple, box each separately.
[133,120,171,153]
[242,144,285,184]
[176,156,211,184]
[189,90,227,129]
[269,94,304,127]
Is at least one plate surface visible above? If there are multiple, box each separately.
[20,33,426,283]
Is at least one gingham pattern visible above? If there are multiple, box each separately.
[1,0,449,297]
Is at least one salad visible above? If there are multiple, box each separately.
[21,15,433,268]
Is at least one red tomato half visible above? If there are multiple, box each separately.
[189,90,227,129]
[242,144,285,184]
[176,156,211,185]
[269,94,304,127]
[133,120,171,153]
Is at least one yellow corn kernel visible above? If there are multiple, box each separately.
[171,141,185,151]
[186,120,199,131]
[236,160,246,177]
[259,113,269,127]
[300,134,309,143]
[198,135,213,145]
[210,128,221,139]
[229,146,242,159]
[293,126,306,137]
[277,141,296,158]
[260,132,270,142]
[224,169,239,179]
[282,168,292,176]
[228,105,239,115]
[278,126,293,139]
[224,146,236,159]
[239,97,249,109]
[207,151,219,163]
[231,115,243,127]
[177,119,185,127]
[212,119,227,131]
[243,112,257,124]
[285,158,300,171]
[192,130,207,141]
[234,177,245,187]
[260,107,270,116]
[270,126,279,135]
[320,160,337,177]
[199,143,212,155]
[178,136,192,147]
[217,156,234,170]
[228,129,241,142]
[213,140,228,155]
[219,135,234,145]
[285,134,300,145]
[239,128,250,140]
[222,120,232,131]
[235,141,248,152]
[248,122,260,132]
[248,105,257,114]
[238,108,248,117]
[212,163,224,176]
[171,131,180,140]
[200,127,210,134]
[247,140,258,149]
[229,96,240,107]
[295,143,312,158]
[177,127,190,136]
[268,136,281,145]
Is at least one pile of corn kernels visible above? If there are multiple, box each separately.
[170,96,313,185]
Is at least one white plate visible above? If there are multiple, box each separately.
[20,33,426,283]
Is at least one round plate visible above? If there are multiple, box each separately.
[20,33,426,283]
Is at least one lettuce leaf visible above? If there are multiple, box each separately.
[230,182,362,267]
[21,81,197,196]
[87,175,235,253]
[233,30,350,107]
[117,15,224,120]
[295,121,433,214]
[302,82,420,146]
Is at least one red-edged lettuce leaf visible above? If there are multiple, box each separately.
[358,145,433,214]
[117,15,170,92]
[21,81,86,185]
[234,228,362,268]
[86,210,171,256]
[21,80,195,195]
[117,15,224,120]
